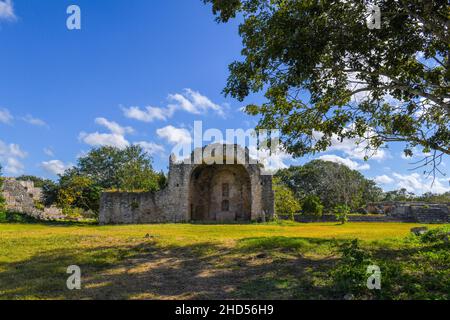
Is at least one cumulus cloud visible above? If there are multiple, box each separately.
[318,154,370,171]
[79,118,133,149]
[123,89,225,123]
[0,108,13,124]
[135,141,165,155]
[0,140,27,175]
[374,174,394,185]
[122,106,174,122]
[156,126,192,145]
[392,172,450,194]
[22,114,48,127]
[248,145,292,173]
[0,0,15,21]
[41,160,72,176]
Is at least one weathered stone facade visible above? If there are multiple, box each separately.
[1,178,64,220]
[99,144,275,224]
[366,201,450,223]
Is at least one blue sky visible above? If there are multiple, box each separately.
[0,0,448,195]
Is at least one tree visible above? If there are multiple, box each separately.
[57,175,102,212]
[276,160,383,211]
[302,195,324,218]
[334,204,350,225]
[383,188,416,201]
[65,145,160,191]
[204,0,449,177]
[273,177,301,220]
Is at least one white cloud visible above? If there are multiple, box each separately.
[123,89,225,123]
[135,141,165,155]
[41,160,72,176]
[374,175,394,185]
[22,114,48,127]
[79,118,133,149]
[43,148,54,157]
[392,172,450,194]
[122,105,174,122]
[318,154,370,171]
[249,145,292,173]
[0,108,13,124]
[156,126,192,145]
[0,140,27,175]
[0,0,15,21]
[328,135,388,161]
[95,117,133,135]
[79,132,130,149]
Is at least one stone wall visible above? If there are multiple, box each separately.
[1,178,63,220]
[1,178,43,218]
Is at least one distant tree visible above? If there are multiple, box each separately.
[383,188,416,201]
[417,191,450,203]
[69,145,160,191]
[334,205,350,225]
[276,160,383,211]
[57,175,102,213]
[273,177,301,220]
[204,0,449,178]
[302,195,324,218]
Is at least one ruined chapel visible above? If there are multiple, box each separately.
[99,144,275,224]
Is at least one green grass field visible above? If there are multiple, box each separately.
[0,222,449,300]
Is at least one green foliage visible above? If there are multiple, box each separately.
[332,240,373,295]
[71,145,160,191]
[334,205,350,225]
[0,211,38,223]
[301,195,323,218]
[57,175,101,213]
[273,177,301,220]
[419,226,450,244]
[52,145,161,215]
[205,0,450,168]
[276,160,383,211]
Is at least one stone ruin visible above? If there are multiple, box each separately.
[366,201,450,223]
[1,178,63,220]
[99,144,275,224]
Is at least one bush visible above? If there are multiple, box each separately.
[420,226,450,244]
[302,195,323,218]
[334,205,350,224]
[273,178,301,220]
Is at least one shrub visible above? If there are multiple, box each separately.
[302,195,323,218]
[420,226,450,244]
[334,205,350,224]
[273,178,301,220]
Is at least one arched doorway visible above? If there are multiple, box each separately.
[189,164,251,222]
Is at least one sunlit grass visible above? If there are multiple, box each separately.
[0,222,448,300]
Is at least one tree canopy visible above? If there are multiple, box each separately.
[204,0,449,175]
[275,160,383,210]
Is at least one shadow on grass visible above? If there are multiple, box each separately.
[0,236,342,300]
[1,235,448,300]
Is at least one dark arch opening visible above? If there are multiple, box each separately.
[189,164,251,222]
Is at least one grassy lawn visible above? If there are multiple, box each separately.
[0,222,448,300]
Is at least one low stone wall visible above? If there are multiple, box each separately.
[279,211,448,223]
[278,214,408,223]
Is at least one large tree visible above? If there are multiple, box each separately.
[276,160,383,210]
[204,0,449,175]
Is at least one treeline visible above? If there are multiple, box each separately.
[273,160,450,218]
[273,160,383,218]
[15,146,167,217]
